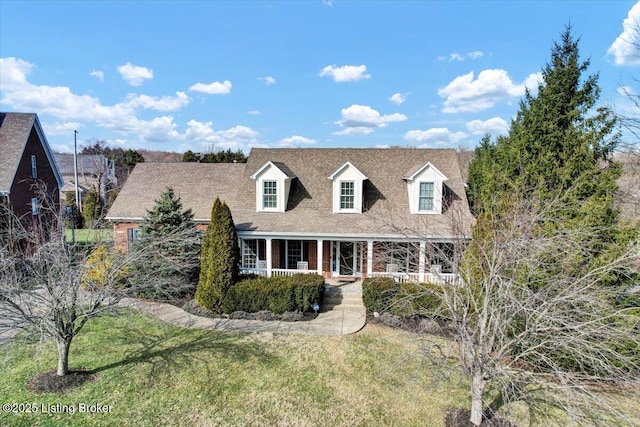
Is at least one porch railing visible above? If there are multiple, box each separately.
[368,272,459,285]
[240,267,318,278]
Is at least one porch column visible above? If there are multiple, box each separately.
[266,238,273,278]
[316,239,323,276]
[418,241,426,282]
[367,240,374,277]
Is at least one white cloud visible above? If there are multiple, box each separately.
[43,121,82,136]
[607,2,640,66]
[322,0,333,6]
[137,116,180,142]
[117,62,153,86]
[90,70,104,82]
[184,120,261,151]
[258,76,276,85]
[437,51,484,62]
[438,69,542,113]
[375,144,390,148]
[0,57,192,144]
[319,64,370,82]
[247,110,262,115]
[333,104,407,135]
[189,80,232,95]
[404,127,467,145]
[124,92,190,111]
[279,135,317,147]
[466,117,509,136]
[389,92,410,105]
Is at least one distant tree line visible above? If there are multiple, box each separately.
[182,149,247,163]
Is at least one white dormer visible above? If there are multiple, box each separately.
[251,161,295,213]
[403,162,447,214]
[328,161,367,213]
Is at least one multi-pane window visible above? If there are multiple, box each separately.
[31,155,37,179]
[419,182,434,211]
[287,240,303,269]
[340,181,355,210]
[242,239,258,269]
[263,180,277,209]
[31,198,39,216]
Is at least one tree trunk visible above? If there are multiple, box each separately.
[470,373,486,426]
[56,338,71,376]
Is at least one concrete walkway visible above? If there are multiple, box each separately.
[121,279,366,336]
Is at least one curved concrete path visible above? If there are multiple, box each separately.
[121,280,366,336]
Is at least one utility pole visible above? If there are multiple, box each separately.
[73,130,80,210]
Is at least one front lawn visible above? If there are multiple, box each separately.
[65,229,113,244]
[1,310,467,427]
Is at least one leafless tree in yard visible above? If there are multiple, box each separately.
[369,196,640,426]
[0,194,200,377]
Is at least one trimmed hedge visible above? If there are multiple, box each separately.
[221,273,324,315]
[362,277,444,318]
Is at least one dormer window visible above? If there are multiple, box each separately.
[329,162,367,213]
[418,182,434,212]
[404,162,447,215]
[340,181,355,210]
[263,180,277,209]
[251,161,295,213]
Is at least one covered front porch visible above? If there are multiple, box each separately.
[238,236,459,284]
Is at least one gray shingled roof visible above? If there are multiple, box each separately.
[53,154,109,176]
[107,148,474,238]
[105,163,245,221]
[0,113,36,193]
[233,148,474,237]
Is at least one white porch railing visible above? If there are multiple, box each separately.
[368,272,458,285]
[272,268,317,277]
[240,268,318,277]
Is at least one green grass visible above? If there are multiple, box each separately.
[2,312,638,426]
[65,229,113,244]
[0,311,468,427]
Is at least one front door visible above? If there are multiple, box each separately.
[332,241,362,277]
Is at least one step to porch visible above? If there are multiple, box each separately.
[321,282,365,314]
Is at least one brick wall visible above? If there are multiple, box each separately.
[307,240,317,270]
[113,222,138,252]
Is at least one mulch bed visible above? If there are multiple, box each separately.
[27,368,98,394]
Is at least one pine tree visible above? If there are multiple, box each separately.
[133,188,201,298]
[467,26,631,270]
[82,188,101,227]
[195,197,240,311]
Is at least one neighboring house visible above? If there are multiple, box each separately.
[0,112,63,224]
[106,148,475,283]
[53,153,117,207]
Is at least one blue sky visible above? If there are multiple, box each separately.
[1,1,638,154]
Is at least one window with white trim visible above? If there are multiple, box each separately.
[340,181,355,210]
[418,182,434,212]
[286,240,303,269]
[31,155,37,179]
[243,239,258,269]
[31,198,39,216]
[262,180,277,209]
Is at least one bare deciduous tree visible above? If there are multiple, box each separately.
[370,197,640,426]
[0,198,200,377]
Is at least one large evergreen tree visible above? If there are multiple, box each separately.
[195,197,240,311]
[466,26,634,283]
[133,188,201,299]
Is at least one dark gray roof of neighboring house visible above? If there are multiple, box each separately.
[0,112,63,193]
[0,113,36,193]
[53,154,110,176]
[107,148,474,238]
[105,163,245,221]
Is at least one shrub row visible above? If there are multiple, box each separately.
[362,277,444,318]
[221,273,324,314]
